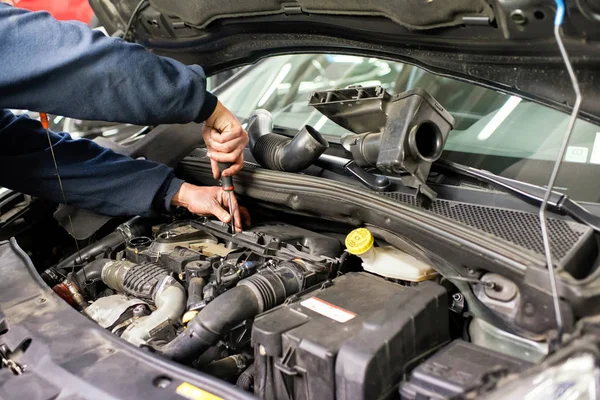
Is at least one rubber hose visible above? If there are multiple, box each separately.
[56,231,123,272]
[161,261,307,364]
[247,109,328,172]
[203,355,247,378]
[75,257,111,285]
[236,363,255,392]
[121,278,186,346]
[187,277,206,311]
[161,285,261,363]
[56,217,148,271]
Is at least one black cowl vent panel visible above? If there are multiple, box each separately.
[381,191,592,267]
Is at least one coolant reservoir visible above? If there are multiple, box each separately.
[345,228,437,282]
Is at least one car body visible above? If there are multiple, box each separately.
[2,1,600,399]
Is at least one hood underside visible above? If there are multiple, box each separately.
[142,0,496,31]
[91,0,600,122]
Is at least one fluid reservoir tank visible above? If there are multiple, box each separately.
[345,228,437,282]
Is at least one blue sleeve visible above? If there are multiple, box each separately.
[0,110,184,217]
[0,3,217,125]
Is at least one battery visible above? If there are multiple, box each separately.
[400,339,532,399]
[251,272,449,400]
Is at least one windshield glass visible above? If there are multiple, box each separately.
[217,54,600,203]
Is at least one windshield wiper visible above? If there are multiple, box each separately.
[315,155,600,231]
[436,159,600,232]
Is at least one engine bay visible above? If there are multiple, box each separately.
[38,211,549,400]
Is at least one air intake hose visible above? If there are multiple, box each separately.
[56,216,149,272]
[86,259,186,346]
[247,109,329,172]
[161,261,312,363]
[237,363,255,392]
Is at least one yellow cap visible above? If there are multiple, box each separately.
[345,228,374,255]
[182,310,198,325]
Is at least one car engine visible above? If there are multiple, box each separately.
[45,215,465,399]
[55,216,340,342]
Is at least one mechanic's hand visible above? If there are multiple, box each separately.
[203,101,248,179]
[171,183,251,232]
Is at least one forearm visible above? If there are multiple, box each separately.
[0,4,217,125]
[0,110,183,217]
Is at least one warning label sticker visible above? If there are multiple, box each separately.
[300,297,356,323]
[176,382,223,400]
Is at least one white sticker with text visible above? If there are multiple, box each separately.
[300,297,356,323]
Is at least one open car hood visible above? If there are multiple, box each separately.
[90,0,600,122]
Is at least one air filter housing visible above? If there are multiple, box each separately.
[252,272,449,400]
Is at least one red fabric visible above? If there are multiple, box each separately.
[14,0,93,23]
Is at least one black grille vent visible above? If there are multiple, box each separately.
[381,192,589,261]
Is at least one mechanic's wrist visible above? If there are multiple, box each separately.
[195,92,219,123]
[170,182,195,209]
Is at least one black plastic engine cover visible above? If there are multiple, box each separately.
[252,272,449,400]
[160,246,203,274]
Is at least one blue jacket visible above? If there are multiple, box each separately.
[0,4,218,217]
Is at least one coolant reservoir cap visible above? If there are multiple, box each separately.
[345,228,374,255]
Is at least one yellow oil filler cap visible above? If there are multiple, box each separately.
[182,310,198,325]
[345,228,374,255]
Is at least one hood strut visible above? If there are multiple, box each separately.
[541,0,583,349]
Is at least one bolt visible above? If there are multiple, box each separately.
[153,376,172,389]
[133,305,145,318]
[37,298,46,304]
[510,10,527,25]
[106,348,115,354]
[451,292,465,313]
[524,302,535,315]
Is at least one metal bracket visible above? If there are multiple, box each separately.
[0,338,31,375]
[345,161,391,192]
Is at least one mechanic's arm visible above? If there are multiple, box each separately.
[0,111,249,230]
[0,4,247,177]
[0,3,215,126]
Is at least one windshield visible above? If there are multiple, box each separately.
[217,54,600,203]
